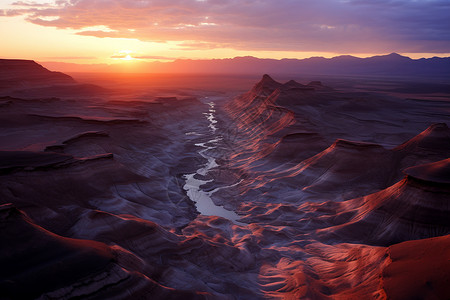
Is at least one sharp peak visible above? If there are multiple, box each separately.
[372,53,411,60]
[261,74,278,82]
[284,79,302,85]
[283,79,308,89]
[285,79,300,84]
[250,74,283,95]
[255,74,282,87]
[260,75,301,86]
[386,52,404,57]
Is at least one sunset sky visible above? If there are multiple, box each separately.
[1,0,449,64]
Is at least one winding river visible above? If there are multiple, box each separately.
[183,100,243,225]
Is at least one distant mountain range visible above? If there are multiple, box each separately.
[40,53,450,77]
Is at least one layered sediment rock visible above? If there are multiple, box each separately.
[2,70,450,299]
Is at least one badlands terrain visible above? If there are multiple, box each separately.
[0,59,449,299]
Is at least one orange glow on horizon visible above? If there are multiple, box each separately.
[0,6,448,68]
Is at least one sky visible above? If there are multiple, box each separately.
[1,0,450,65]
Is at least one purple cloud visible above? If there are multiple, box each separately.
[2,0,450,53]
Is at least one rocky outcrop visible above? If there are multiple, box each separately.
[2,72,450,299]
[0,59,74,91]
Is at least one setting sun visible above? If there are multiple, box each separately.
[111,50,136,61]
[1,0,449,65]
[123,54,133,61]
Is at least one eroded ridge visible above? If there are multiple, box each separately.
[1,67,450,299]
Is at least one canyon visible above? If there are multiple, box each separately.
[0,60,449,299]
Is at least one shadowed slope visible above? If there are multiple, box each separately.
[223,77,450,223]
[317,158,450,245]
[0,203,210,299]
[0,203,114,299]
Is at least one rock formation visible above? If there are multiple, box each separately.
[1,66,449,299]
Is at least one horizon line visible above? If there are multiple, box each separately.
[2,52,450,66]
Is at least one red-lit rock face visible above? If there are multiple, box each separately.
[1,65,449,299]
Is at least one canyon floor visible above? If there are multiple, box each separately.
[1,66,449,299]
